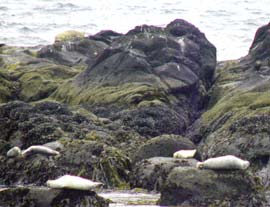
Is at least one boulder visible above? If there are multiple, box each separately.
[130,157,197,191]
[132,134,197,163]
[159,167,265,206]
[0,186,109,207]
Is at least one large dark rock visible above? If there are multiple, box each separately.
[132,134,197,163]
[130,157,197,191]
[159,167,265,207]
[52,19,216,137]
[0,187,109,207]
[249,22,270,61]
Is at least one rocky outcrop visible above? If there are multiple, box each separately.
[52,19,216,137]
[181,22,270,207]
[130,157,197,191]
[0,187,109,207]
[159,167,264,207]
[193,22,270,165]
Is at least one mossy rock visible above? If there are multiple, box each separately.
[52,81,168,107]
[0,70,18,103]
[17,65,79,101]
[196,42,270,162]
[55,30,85,43]
[0,45,85,103]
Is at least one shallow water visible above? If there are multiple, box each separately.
[99,190,161,207]
[0,0,269,60]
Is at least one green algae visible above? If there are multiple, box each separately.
[52,81,169,108]
[55,30,85,43]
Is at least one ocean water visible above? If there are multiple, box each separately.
[0,0,269,60]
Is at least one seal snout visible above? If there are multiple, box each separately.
[242,161,250,169]
[196,161,204,169]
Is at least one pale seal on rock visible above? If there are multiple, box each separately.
[46,175,103,190]
[6,145,60,158]
[196,155,250,170]
[173,149,196,159]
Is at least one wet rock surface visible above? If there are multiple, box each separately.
[130,157,197,191]
[159,167,264,207]
[0,187,109,207]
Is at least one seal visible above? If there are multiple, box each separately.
[196,155,250,170]
[46,175,103,190]
[173,149,196,159]
[6,145,60,158]
[6,146,22,158]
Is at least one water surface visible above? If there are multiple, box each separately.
[0,0,269,60]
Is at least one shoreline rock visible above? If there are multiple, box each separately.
[0,186,109,207]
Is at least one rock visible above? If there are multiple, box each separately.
[159,167,265,206]
[55,30,85,43]
[132,134,197,163]
[0,101,135,188]
[0,186,109,207]
[89,30,123,44]
[249,22,270,61]
[130,157,197,191]
[0,69,18,103]
[0,45,82,102]
[0,138,131,188]
[52,19,216,137]
[112,106,188,137]
[194,22,270,165]
[38,38,107,67]
[0,101,98,148]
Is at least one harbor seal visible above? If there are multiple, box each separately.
[6,146,22,158]
[46,175,103,190]
[6,145,60,158]
[173,149,196,159]
[196,155,250,170]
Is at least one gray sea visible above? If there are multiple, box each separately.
[0,0,270,60]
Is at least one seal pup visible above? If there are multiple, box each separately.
[173,149,196,159]
[6,145,60,158]
[46,175,103,190]
[196,155,250,170]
